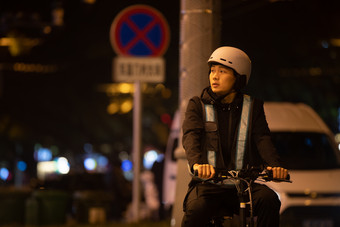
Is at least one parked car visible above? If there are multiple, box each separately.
[165,102,340,227]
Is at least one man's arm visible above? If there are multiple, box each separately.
[252,99,289,179]
[182,97,204,172]
[252,99,281,166]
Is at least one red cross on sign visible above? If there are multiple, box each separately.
[110,5,170,57]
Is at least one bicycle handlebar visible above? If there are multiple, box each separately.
[194,166,292,183]
[193,166,291,227]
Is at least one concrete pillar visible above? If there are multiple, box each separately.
[171,1,221,226]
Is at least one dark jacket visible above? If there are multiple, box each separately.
[182,87,281,179]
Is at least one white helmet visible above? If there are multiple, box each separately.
[208,46,251,85]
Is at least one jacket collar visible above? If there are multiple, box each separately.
[200,87,243,109]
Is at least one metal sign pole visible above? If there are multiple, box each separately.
[132,80,142,222]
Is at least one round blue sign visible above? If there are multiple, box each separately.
[110,5,170,57]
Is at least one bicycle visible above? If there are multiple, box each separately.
[194,166,292,227]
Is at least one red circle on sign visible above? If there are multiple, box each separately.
[110,5,170,57]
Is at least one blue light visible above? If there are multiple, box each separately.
[84,143,93,153]
[143,150,158,169]
[157,153,164,162]
[121,160,133,172]
[305,138,313,147]
[321,40,329,49]
[338,107,340,132]
[35,148,52,162]
[123,171,133,181]
[0,168,9,181]
[84,158,97,171]
[55,157,70,174]
[17,161,27,171]
[97,156,109,167]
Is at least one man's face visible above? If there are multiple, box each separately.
[209,64,236,96]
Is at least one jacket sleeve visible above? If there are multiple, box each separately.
[252,99,281,167]
[182,97,205,171]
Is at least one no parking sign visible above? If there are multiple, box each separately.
[110,5,170,83]
[109,5,171,221]
[110,5,170,57]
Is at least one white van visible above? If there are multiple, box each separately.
[165,102,340,227]
[263,102,340,227]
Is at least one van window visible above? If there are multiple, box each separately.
[271,132,340,170]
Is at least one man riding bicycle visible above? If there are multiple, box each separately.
[181,46,288,227]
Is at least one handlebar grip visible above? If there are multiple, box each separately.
[266,170,291,182]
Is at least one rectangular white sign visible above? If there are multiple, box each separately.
[113,57,165,83]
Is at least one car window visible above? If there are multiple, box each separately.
[271,132,340,170]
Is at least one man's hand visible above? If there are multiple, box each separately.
[267,166,288,180]
[193,164,215,179]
